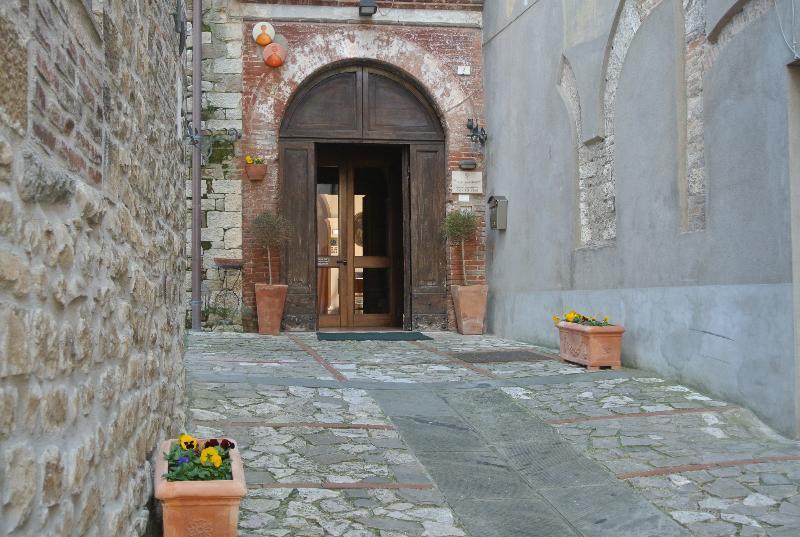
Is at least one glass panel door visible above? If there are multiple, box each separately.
[317,165,343,328]
[316,146,402,329]
[352,166,393,326]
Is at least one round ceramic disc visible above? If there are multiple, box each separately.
[263,42,288,62]
[252,22,275,44]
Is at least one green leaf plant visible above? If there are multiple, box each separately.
[251,211,294,285]
[442,209,480,286]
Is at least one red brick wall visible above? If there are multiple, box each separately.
[241,21,485,331]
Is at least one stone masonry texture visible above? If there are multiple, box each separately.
[0,0,187,535]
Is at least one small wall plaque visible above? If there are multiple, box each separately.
[451,171,483,194]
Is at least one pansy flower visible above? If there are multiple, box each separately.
[220,439,235,450]
[205,439,220,448]
[200,446,220,467]
[178,434,198,450]
[177,455,190,465]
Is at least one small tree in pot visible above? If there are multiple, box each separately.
[251,211,293,335]
[443,209,488,335]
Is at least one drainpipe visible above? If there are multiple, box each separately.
[191,0,202,331]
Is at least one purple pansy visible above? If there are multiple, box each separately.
[177,455,190,465]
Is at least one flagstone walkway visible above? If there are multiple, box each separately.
[186,332,800,537]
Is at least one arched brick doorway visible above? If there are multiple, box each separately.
[278,63,447,331]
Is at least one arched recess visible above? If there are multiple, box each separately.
[278,62,447,331]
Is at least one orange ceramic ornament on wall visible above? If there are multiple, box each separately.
[252,22,275,46]
[263,39,287,68]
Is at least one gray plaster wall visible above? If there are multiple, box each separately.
[483,0,800,436]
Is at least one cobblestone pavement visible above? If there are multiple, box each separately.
[186,332,800,536]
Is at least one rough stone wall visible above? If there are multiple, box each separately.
[188,1,485,332]
[184,0,245,330]
[0,0,187,535]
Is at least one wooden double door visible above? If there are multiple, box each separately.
[278,64,448,331]
[316,146,404,328]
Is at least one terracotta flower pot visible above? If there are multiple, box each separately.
[452,284,488,335]
[255,283,288,335]
[244,163,266,181]
[557,321,625,370]
[154,439,247,537]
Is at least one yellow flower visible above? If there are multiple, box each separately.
[179,434,197,450]
[552,315,561,326]
[200,446,220,466]
[565,311,578,323]
[245,155,254,164]
[211,454,222,468]
[603,316,609,323]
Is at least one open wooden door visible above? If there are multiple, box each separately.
[408,143,448,330]
[280,141,317,330]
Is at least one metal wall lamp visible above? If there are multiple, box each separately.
[359,0,378,16]
[467,118,487,145]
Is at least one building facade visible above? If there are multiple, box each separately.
[0,0,187,535]
[187,0,486,332]
[483,0,800,437]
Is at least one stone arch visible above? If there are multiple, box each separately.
[243,27,478,160]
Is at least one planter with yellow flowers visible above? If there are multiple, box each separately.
[552,311,625,370]
[155,434,246,537]
[244,154,266,180]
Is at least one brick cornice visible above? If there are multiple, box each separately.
[239,0,484,11]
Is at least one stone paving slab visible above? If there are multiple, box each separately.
[238,425,426,485]
[554,410,798,475]
[185,332,800,537]
[501,377,731,420]
[292,336,488,383]
[390,415,490,453]
[627,461,800,536]
[539,482,692,537]
[477,359,585,379]
[190,383,389,425]
[414,450,540,501]
[420,332,548,353]
[238,487,467,537]
[451,498,581,537]
[497,378,800,536]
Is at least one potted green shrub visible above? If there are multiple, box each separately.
[443,209,487,335]
[251,211,293,335]
[155,434,247,537]
[552,311,625,370]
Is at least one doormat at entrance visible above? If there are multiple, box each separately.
[453,350,557,363]
[316,332,433,341]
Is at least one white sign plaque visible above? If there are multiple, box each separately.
[451,171,483,194]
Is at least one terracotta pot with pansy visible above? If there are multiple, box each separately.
[553,311,625,370]
[244,154,266,181]
[155,434,246,537]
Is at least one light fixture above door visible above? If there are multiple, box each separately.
[359,0,378,17]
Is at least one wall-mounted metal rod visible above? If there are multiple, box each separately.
[191,0,203,331]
